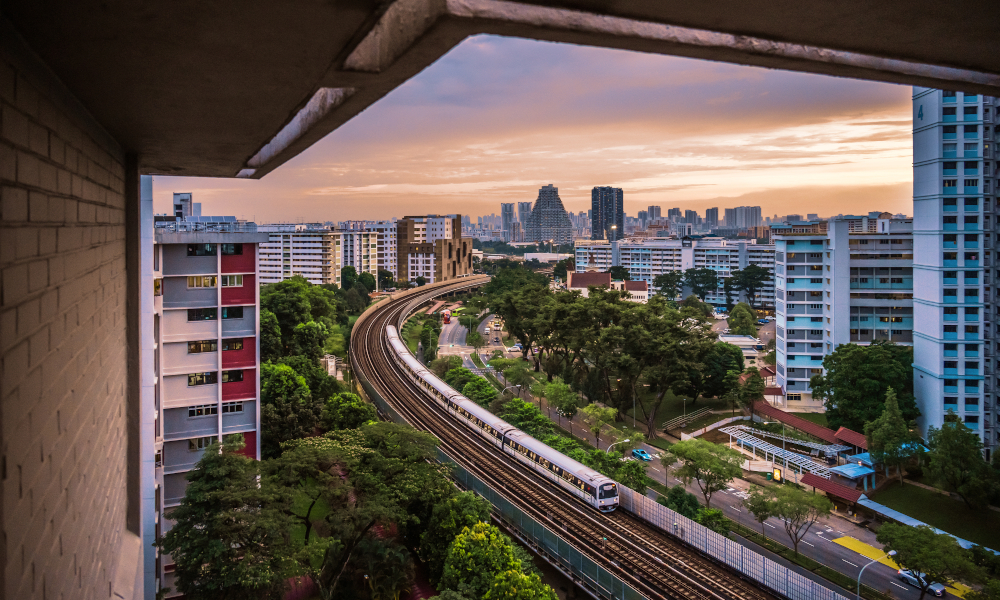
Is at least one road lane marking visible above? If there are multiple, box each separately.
[765,523,776,529]
[890,582,907,590]
[802,541,814,547]
[842,559,859,568]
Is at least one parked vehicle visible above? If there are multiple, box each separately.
[897,570,946,597]
[631,448,653,462]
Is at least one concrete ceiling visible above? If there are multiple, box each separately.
[4,0,999,179]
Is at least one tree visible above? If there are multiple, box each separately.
[358,271,376,293]
[865,387,912,484]
[444,367,478,391]
[466,331,486,354]
[877,523,980,599]
[738,367,766,419]
[727,303,757,336]
[546,380,578,433]
[614,457,653,492]
[344,287,366,314]
[420,492,492,583]
[430,355,464,378]
[293,321,329,360]
[927,419,995,509]
[552,258,575,281]
[608,266,631,281]
[722,276,736,312]
[378,269,396,290]
[653,271,684,299]
[967,581,1000,600]
[440,523,523,600]
[684,268,718,300]
[695,508,729,537]
[463,378,499,407]
[278,355,342,405]
[656,485,700,519]
[157,442,292,600]
[809,341,918,431]
[484,570,558,600]
[703,342,745,398]
[771,485,832,556]
[323,392,377,430]
[731,264,771,309]
[261,309,283,362]
[341,266,358,290]
[261,363,321,459]
[742,485,776,536]
[669,439,743,508]
[581,404,617,448]
[415,276,427,286]
[680,294,714,319]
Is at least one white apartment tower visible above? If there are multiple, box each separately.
[912,88,997,456]
[772,216,914,410]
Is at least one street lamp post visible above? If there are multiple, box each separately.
[857,551,896,600]
[606,438,631,454]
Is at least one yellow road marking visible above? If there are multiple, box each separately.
[833,537,972,598]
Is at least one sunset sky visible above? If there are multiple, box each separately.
[153,35,914,223]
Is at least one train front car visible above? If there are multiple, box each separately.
[596,481,620,512]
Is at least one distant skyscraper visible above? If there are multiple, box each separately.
[638,210,648,227]
[705,207,719,227]
[807,213,819,221]
[684,209,698,224]
[500,203,516,242]
[518,201,533,227]
[647,205,661,221]
[591,186,624,241]
[525,184,573,244]
[724,206,763,228]
[667,207,681,219]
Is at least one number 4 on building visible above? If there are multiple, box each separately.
[918,105,923,120]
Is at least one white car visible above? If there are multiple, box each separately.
[508,345,522,352]
[897,570,946,597]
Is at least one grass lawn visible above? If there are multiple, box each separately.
[872,482,1000,549]
[622,390,730,431]
[793,412,829,428]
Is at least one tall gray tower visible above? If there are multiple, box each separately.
[525,184,573,244]
[591,186,624,241]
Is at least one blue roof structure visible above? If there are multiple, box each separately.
[829,463,875,479]
[847,453,873,467]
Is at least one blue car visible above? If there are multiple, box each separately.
[632,448,653,462]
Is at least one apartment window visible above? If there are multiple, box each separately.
[966,325,979,334]
[187,244,217,257]
[222,306,244,319]
[943,90,957,98]
[787,394,802,401]
[187,340,217,354]
[964,106,978,118]
[221,275,243,287]
[810,278,822,283]
[965,180,979,188]
[945,325,958,333]
[222,338,244,351]
[187,276,217,288]
[944,125,957,134]
[809,291,822,297]
[188,404,218,417]
[223,401,244,414]
[966,307,980,316]
[187,308,217,321]
[809,265,822,271]
[809,329,823,334]
[965,252,979,261]
[945,361,958,369]
[967,361,980,370]
[944,107,957,117]
[221,243,243,255]
[965,125,979,136]
[188,372,218,386]
[966,289,979,299]
[809,304,822,309]
[188,436,216,451]
[222,370,243,383]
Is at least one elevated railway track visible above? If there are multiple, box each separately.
[351,278,778,600]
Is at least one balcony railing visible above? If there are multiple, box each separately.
[156,220,258,233]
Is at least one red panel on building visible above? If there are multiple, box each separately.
[222,337,256,369]
[232,431,257,460]
[222,274,256,305]
[221,244,256,273]
[222,368,256,400]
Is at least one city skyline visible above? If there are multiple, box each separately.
[151,35,911,223]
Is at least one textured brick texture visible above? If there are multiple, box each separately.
[0,48,131,599]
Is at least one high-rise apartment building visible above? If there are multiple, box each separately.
[667,207,681,219]
[706,207,719,227]
[647,205,662,221]
[258,223,393,288]
[518,201,534,228]
[684,209,699,224]
[574,238,775,307]
[525,185,574,243]
[912,88,998,455]
[772,215,914,410]
[725,206,763,228]
[171,192,201,220]
[591,186,624,241]
[148,198,266,596]
[396,215,474,283]
[501,202,516,242]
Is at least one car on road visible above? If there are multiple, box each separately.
[631,448,653,462]
[508,344,522,352]
[897,570,946,597]
[493,337,500,343]
[757,319,769,325]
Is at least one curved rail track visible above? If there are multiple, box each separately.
[351,279,778,600]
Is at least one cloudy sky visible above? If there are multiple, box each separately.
[153,35,914,223]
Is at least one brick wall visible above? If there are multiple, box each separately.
[1,33,137,600]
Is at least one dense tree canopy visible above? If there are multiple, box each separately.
[877,524,980,599]
[809,341,918,431]
[730,264,771,308]
[653,271,684,299]
[927,420,996,509]
[865,387,913,484]
[683,268,719,300]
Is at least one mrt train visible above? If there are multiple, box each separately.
[386,325,619,512]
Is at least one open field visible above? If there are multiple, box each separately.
[872,483,1000,550]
